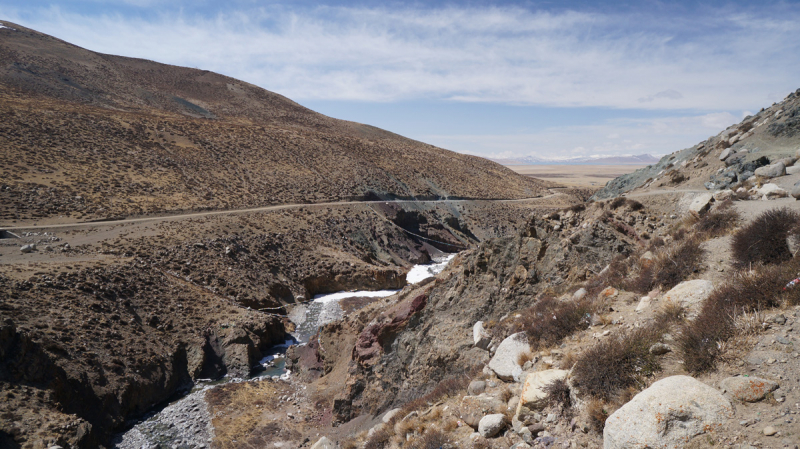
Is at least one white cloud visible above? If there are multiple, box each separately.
[423,112,741,159]
[1,4,798,111]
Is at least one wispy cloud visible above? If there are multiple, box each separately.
[423,112,742,158]
[2,4,798,110]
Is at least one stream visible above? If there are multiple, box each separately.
[112,254,455,448]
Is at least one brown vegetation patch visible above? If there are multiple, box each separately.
[731,207,800,268]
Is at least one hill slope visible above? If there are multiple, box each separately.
[0,21,548,223]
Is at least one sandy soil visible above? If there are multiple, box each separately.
[504,164,648,188]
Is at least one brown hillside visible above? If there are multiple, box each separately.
[0,21,549,223]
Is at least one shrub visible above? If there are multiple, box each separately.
[544,378,572,416]
[408,430,450,449]
[566,203,586,213]
[679,260,800,372]
[693,204,739,238]
[506,296,595,349]
[364,427,392,449]
[731,207,800,267]
[399,373,471,417]
[586,399,609,433]
[625,237,705,293]
[572,315,675,401]
[609,197,627,209]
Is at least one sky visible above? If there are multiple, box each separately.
[1,1,799,160]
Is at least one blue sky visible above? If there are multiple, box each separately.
[2,1,799,160]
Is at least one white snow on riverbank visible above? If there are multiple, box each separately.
[406,254,455,284]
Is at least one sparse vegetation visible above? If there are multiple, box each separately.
[501,296,595,349]
[624,237,705,293]
[692,202,739,238]
[544,378,573,416]
[731,207,800,267]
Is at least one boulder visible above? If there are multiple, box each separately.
[488,332,530,381]
[478,414,507,438]
[635,296,651,312]
[757,183,788,199]
[473,321,491,350]
[720,376,778,402]
[648,343,672,355]
[688,193,714,214]
[604,376,733,449]
[599,287,619,298]
[573,288,587,300]
[20,244,35,253]
[754,162,786,178]
[719,148,734,161]
[662,280,714,316]
[310,436,337,449]
[792,182,800,200]
[787,165,800,176]
[468,380,487,396]
[516,369,569,414]
[780,157,797,167]
[712,189,734,202]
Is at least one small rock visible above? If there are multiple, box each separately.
[516,370,569,413]
[719,148,735,161]
[635,296,651,312]
[688,193,714,214]
[468,380,487,396]
[473,321,492,350]
[488,333,531,381]
[478,414,507,438]
[310,436,337,449]
[720,376,779,402]
[20,244,35,253]
[763,426,777,436]
[648,343,672,355]
[662,280,714,317]
[757,183,788,199]
[573,288,587,300]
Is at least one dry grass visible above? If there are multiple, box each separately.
[679,260,800,373]
[586,399,610,433]
[731,207,800,268]
[693,202,740,238]
[572,311,680,402]
[543,378,572,417]
[501,296,595,349]
[624,237,705,293]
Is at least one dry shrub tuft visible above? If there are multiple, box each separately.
[679,260,800,373]
[625,237,705,293]
[408,430,450,449]
[544,378,572,416]
[364,427,392,449]
[504,296,595,349]
[399,373,471,418]
[517,350,535,366]
[731,207,800,267]
[586,399,609,433]
[572,314,676,401]
[693,203,739,238]
[609,197,627,209]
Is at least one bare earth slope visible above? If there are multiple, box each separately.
[0,21,548,224]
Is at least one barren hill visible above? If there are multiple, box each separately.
[0,21,548,224]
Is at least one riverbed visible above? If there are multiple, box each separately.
[112,254,455,448]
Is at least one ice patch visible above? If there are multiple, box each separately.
[0,25,15,31]
[406,254,455,284]
[312,289,397,303]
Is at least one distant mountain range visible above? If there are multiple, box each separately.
[488,154,660,165]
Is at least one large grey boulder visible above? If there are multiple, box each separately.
[719,148,734,161]
[687,193,714,214]
[757,183,788,199]
[604,376,734,449]
[473,321,491,350]
[661,280,713,317]
[792,181,800,200]
[478,413,507,438]
[720,376,778,402]
[488,332,530,381]
[787,165,800,176]
[754,161,786,178]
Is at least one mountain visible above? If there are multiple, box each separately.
[489,154,660,165]
[0,21,549,223]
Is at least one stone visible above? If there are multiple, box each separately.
[382,408,402,423]
[648,343,672,355]
[780,157,797,167]
[720,376,779,402]
[787,165,800,176]
[754,162,786,178]
[713,189,734,202]
[599,287,619,298]
[516,369,569,414]
[573,288,587,300]
[661,280,714,316]
[488,332,530,381]
[310,436,337,449]
[462,394,505,414]
[791,182,800,200]
[20,244,35,253]
[478,413,507,438]
[719,148,734,161]
[688,193,714,214]
[468,380,487,396]
[757,183,788,199]
[604,376,733,449]
[763,426,777,436]
[473,321,491,350]
[635,296,651,312]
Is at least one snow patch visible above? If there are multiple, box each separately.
[406,254,455,284]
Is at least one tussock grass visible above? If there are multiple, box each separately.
[732,207,800,267]
[501,296,595,349]
[693,202,740,238]
[624,237,705,293]
[679,260,800,373]
[572,309,682,402]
